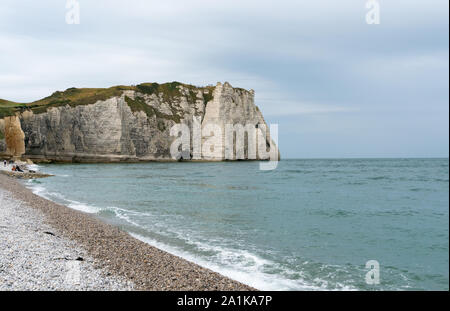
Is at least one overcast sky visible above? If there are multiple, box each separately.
[0,0,448,158]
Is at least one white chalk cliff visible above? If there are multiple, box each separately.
[0,82,279,162]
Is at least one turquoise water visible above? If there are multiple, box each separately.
[26,159,449,290]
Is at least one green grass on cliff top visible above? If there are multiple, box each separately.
[0,82,218,119]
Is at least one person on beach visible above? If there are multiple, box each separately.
[11,165,16,171]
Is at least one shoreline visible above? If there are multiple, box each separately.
[0,187,134,290]
[0,173,255,290]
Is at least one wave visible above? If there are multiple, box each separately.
[87,201,336,290]
[130,233,298,290]
[66,201,101,214]
[128,231,356,291]
[108,206,144,227]
[27,164,41,172]
[26,180,101,214]
[24,181,357,291]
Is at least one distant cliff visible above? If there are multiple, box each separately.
[0,82,278,162]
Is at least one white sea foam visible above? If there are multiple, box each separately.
[26,181,101,214]
[109,207,143,227]
[101,205,355,291]
[27,164,40,172]
[27,183,50,199]
[67,201,101,214]
[24,182,355,291]
[129,232,353,291]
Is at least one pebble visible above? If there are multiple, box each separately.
[0,174,255,291]
[0,188,134,290]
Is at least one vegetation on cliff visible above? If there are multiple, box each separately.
[0,82,217,119]
[135,82,214,106]
[124,96,182,123]
[0,99,27,119]
[0,86,130,118]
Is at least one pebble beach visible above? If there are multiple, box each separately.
[0,173,254,291]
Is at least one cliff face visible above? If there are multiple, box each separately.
[0,116,25,158]
[0,82,278,162]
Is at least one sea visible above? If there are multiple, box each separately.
[25,158,449,290]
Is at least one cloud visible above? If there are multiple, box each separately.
[0,0,448,157]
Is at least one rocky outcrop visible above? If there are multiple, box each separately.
[0,82,278,162]
[0,120,6,154]
[0,170,53,179]
[0,116,25,158]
